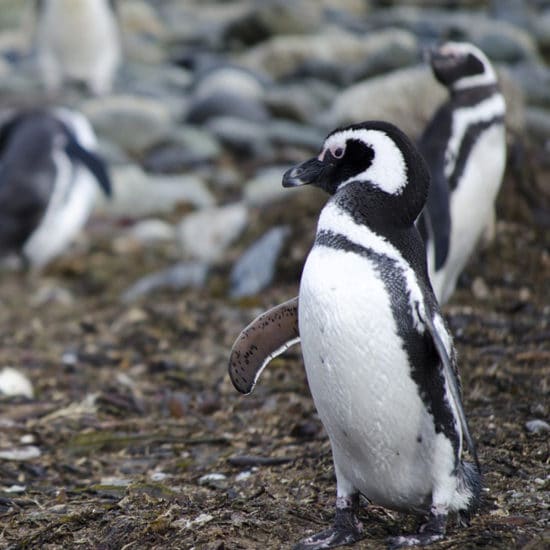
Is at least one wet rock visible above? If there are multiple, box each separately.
[0,367,33,398]
[230,226,291,298]
[525,419,550,434]
[121,262,209,302]
[82,95,172,155]
[243,166,289,206]
[177,203,249,262]
[97,164,215,217]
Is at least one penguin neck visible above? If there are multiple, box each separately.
[449,83,500,107]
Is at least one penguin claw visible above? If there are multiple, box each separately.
[293,522,364,550]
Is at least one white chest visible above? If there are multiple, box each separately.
[299,245,449,510]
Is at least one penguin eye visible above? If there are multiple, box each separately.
[332,147,345,159]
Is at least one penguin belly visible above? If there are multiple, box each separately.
[430,124,506,303]
[299,245,457,513]
[23,158,98,268]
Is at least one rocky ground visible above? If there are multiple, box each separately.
[0,1,549,549]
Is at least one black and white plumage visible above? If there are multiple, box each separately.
[417,42,506,304]
[35,0,121,95]
[0,108,112,269]
[229,121,480,548]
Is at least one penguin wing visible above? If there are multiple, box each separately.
[420,305,479,470]
[228,296,299,394]
[417,106,453,271]
[63,130,112,197]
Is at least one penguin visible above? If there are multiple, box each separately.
[35,0,121,95]
[0,107,112,269]
[417,41,506,304]
[229,121,481,548]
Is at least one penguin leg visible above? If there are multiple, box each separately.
[294,462,364,550]
[293,493,364,550]
[387,504,447,548]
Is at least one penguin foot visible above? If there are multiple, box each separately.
[293,495,364,549]
[387,512,446,549]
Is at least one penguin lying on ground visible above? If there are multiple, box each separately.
[35,0,121,95]
[417,41,506,304]
[0,108,112,269]
[229,121,480,548]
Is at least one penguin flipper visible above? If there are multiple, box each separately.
[228,296,299,394]
[64,133,112,197]
[421,307,480,472]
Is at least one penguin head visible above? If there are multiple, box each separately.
[430,41,497,91]
[283,121,430,225]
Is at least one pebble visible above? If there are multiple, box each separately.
[525,419,550,434]
[0,367,34,398]
[121,262,209,302]
[177,203,249,262]
[126,219,177,245]
[0,446,41,461]
[230,226,290,298]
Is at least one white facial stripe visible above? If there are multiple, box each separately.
[317,201,426,330]
[324,128,407,195]
[441,42,497,90]
[444,93,506,179]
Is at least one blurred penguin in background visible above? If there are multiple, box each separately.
[0,108,112,270]
[417,42,506,304]
[35,0,121,95]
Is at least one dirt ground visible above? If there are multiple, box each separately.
[0,154,549,549]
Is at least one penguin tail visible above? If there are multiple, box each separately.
[455,460,483,522]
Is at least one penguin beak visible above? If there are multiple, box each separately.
[282,158,324,188]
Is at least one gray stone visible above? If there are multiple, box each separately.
[264,80,337,122]
[96,164,215,218]
[177,203,249,262]
[368,7,539,63]
[223,0,324,46]
[82,95,172,155]
[205,116,274,159]
[121,262,209,302]
[185,91,270,124]
[267,120,324,151]
[230,226,291,298]
[193,65,266,102]
[237,28,419,80]
[243,166,290,206]
[143,125,222,173]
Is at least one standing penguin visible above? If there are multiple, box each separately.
[0,108,112,269]
[417,42,506,304]
[229,121,480,548]
[35,0,121,95]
